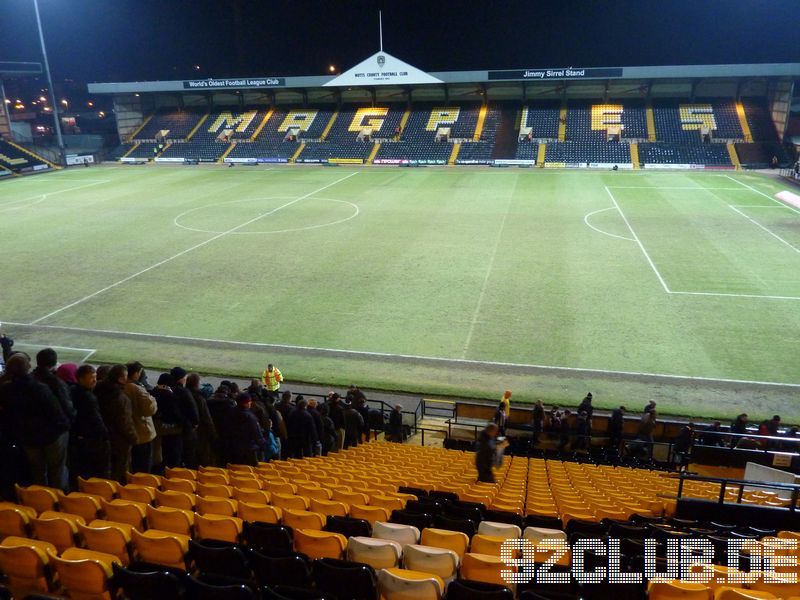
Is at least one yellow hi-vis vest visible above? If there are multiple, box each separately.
[262,367,283,391]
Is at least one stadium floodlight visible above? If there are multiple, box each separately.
[32,0,65,165]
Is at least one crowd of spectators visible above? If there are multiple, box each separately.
[0,346,395,496]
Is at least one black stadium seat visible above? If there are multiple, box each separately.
[390,509,434,530]
[312,558,378,600]
[447,579,515,600]
[188,539,253,581]
[324,516,372,538]
[111,563,185,600]
[247,549,313,588]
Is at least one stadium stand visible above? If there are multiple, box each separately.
[298,105,406,164]
[374,104,483,164]
[2,444,800,599]
[132,108,206,142]
[0,139,51,172]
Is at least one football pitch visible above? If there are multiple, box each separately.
[1,165,798,420]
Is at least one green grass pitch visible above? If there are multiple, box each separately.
[2,165,798,420]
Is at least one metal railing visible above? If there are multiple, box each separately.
[672,472,800,510]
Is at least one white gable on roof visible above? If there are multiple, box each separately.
[324,51,443,87]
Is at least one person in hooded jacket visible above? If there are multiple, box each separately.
[70,364,110,480]
[95,364,137,483]
[125,362,157,474]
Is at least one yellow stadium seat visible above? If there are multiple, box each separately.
[0,536,56,596]
[77,477,119,502]
[195,514,243,544]
[377,567,445,600]
[0,505,33,539]
[126,472,161,488]
[715,588,775,600]
[271,493,311,511]
[165,467,198,481]
[403,544,459,580]
[369,495,405,512]
[282,509,326,531]
[297,484,332,501]
[160,477,197,494]
[332,490,370,505]
[346,536,402,569]
[59,492,103,522]
[197,471,230,486]
[230,476,263,490]
[237,501,282,525]
[15,484,60,514]
[779,531,800,540]
[748,578,800,598]
[196,496,238,517]
[648,581,713,600]
[469,534,507,557]
[349,504,390,524]
[420,528,470,558]
[145,505,194,537]
[31,511,84,553]
[117,484,156,504]
[263,481,297,495]
[461,552,513,586]
[131,528,190,571]
[310,498,349,518]
[232,487,271,505]
[79,520,133,566]
[293,529,347,560]
[100,499,147,530]
[196,482,233,499]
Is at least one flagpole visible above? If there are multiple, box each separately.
[379,11,383,51]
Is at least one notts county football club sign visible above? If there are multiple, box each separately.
[324,51,443,87]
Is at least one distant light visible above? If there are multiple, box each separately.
[32,101,38,105]
[134,93,140,97]
[14,103,24,109]
[3,99,9,104]
[87,101,94,107]
[98,111,105,118]
[193,65,200,70]
[61,99,68,105]
[43,107,52,112]
[328,65,336,73]
[15,99,21,103]
[39,95,46,102]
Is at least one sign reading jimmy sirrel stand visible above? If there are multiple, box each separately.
[324,51,443,87]
[488,67,624,81]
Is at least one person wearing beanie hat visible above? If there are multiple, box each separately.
[169,367,199,469]
[220,392,267,466]
[56,363,79,386]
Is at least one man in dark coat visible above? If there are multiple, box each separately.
[276,391,295,459]
[32,348,76,428]
[222,393,266,466]
[608,406,626,449]
[0,353,71,489]
[307,399,325,456]
[96,364,138,483]
[343,402,364,449]
[475,423,508,483]
[328,393,345,451]
[170,367,200,468]
[286,398,319,458]
[388,404,403,443]
[70,365,111,480]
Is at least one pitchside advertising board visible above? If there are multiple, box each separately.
[488,67,624,81]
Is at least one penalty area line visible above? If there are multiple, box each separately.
[3,320,800,389]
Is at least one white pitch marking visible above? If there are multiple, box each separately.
[583,207,635,241]
[670,290,800,301]
[607,186,746,190]
[724,175,800,216]
[4,319,800,389]
[605,186,671,293]
[14,342,97,363]
[728,206,800,254]
[462,193,514,359]
[0,179,111,211]
[172,196,360,235]
[29,172,360,325]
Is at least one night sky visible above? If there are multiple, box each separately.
[0,0,798,83]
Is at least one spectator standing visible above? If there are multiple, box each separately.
[307,399,324,456]
[125,362,158,474]
[186,373,217,468]
[531,400,545,445]
[388,404,404,443]
[328,393,345,451]
[33,348,76,432]
[343,401,364,449]
[96,364,137,482]
[206,384,235,465]
[673,423,694,471]
[0,329,13,362]
[151,374,184,470]
[700,421,724,446]
[558,409,572,451]
[170,367,199,468]
[475,423,508,483]
[730,413,749,448]
[608,406,626,450]
[261,364,283,401]
[577,393,594,431]
[493,402,507,436]
[222,393,266,466]
[70,365,110,480]
[56,363,78,387]
[637,402,658,457]
[276,391,295,459]
[0,353,71,489]
[286,398,319,458]
[574,411,590,450]
[499,390,512,419]
[318,403,337,455]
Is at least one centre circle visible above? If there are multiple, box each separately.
[173,196,360,235]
